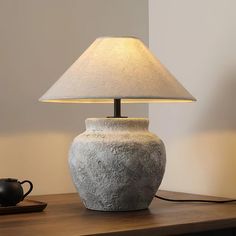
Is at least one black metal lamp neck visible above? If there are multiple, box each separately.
[114,99,121,118]
[107,99,128,118]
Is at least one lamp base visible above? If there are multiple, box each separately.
[69,118,166,211]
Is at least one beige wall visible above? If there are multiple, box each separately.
[149,0,236,197]
[0,0,149,195]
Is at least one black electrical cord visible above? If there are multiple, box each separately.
[155,195,236,204]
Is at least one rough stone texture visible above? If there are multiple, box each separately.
[69,118,166,211]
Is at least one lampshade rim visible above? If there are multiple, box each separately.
[39,96,197,104]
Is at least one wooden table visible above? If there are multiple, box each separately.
[0,191,236,236]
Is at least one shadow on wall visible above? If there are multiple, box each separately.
[196,75,236,131]
[0,0,148,135]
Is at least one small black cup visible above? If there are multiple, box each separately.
[0,178,33,206]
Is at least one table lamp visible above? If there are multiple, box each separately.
[40,37,196,211]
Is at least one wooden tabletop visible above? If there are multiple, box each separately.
[0,191,236,236]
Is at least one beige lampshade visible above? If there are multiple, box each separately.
[40,37,196,103]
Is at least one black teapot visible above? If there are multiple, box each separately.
[0,178,33,206]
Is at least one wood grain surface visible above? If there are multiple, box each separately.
[0,191,236,236]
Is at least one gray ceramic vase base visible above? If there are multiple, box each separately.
[69,118,166,212]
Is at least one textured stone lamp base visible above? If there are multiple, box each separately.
[69,118,166,211]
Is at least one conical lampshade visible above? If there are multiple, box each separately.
[40,37,196,103]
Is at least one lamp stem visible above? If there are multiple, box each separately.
[114,99,121,118]
[107,99,127,118]
[106,99,127,118]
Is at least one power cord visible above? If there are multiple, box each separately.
[155,195,236,204]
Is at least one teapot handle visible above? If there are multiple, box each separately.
[20,180,33,200]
